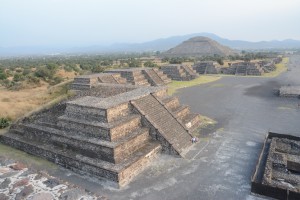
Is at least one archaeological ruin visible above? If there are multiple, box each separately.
[278,86,300,98]
[160,64,199,81]
[251,132,300,199]
[0,70,200,188]
[192,58,281,76]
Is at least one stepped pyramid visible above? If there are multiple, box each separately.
[164,36,235,57]
[0,78,201,187]
[71,73,127,90]
[105,68,171,86]
[193,62,219,74]
[161,64,199,81]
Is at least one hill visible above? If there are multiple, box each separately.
[1,33,300,57]
[163,36,236,57]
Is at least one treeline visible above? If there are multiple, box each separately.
[0,53,161,90]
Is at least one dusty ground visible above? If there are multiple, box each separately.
[0,156,104,200]
[1,55,300,200]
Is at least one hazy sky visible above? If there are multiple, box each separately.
[1,0,300,47]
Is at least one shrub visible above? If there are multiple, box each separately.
[169,57,183,64]
[27,75,40,84]
[15,68,23,73]
[13,74,25,82]
[49,76,64,85]
[0,73,7,80]
[216,58,224,65]
[46,63,58,71]
[22,68,31,76]
[144,61,158,68]
[35,67,54,80]
[0,117,10,129]
[91,65,104,73]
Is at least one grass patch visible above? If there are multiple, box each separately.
[263,57,289,77]
[167,75,221,95]
[192,115,217,137]
[210,83,226,88]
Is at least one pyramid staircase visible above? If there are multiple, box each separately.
[106,68,171,87]
[142,68,171,86]
[181,65,199,79]
[161,65,197,81]
[105,69,151,86]
[155,92,201,132]
[193,62,207,74]
[152,68,172,84]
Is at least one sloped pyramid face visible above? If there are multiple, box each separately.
[164,36,235,57]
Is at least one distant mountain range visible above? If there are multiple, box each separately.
[1,33,300,57]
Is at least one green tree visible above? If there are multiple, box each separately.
[216,58,224,65]
[35,67,54,80]
[127,58,141,68]
[0,73,7,80]
[46,63,58,71]
[0,117,10,129]
[144,61,157,68]
[92,65,105,73]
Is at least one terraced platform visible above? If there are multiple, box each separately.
[161,64,198,81]
[0,81,200,187]
[106,68,171,86]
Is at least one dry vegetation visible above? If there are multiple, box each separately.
[0,80,71,121]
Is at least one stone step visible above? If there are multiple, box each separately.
[70,83,91,90]
[130,74,148,82]
[161,96,180,110]
[12,124,151,164]
[114,76,127,84]
[172,105,190,120]
[133,78,150,86]
[181,65,198,77]
[181,113,201,132]
[0,132,161,187]
[157,71,172,80]
[98,75,117,84]
[65,101,131,123]
[57,114,141,141]
[143,69,164,86]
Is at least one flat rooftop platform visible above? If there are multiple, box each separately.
[105,68,151,72]
[68,86,165,109]
[74,73,117,79]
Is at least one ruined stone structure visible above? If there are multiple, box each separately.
[105,68,171,86]
[192,58,281,76]
[160,64,199,81]
[251,132,300,199]
[193,62,219,74]
[71,68,171,90]
[220,62,264,76]
[278,86,300,97]
[0,76,200,187]
[71,73,127,90]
